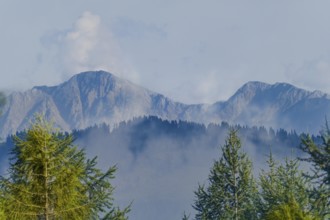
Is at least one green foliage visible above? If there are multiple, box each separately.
[258,153,312,218]
[185,126,328,219]
[193,129,258,220]
[265,198,319,220]
[0,197,5,220]
[0,115,129,219]
[300,122,330,217]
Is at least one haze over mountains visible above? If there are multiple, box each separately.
[0,70,329,138]
[0,70,328,219]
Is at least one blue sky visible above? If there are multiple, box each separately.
[1,0,330,103]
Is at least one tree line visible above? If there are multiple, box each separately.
[72,116,304,157]
[184,129,329,219]
[0,116,316,159]
[0,112,328,219]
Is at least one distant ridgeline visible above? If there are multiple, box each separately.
[0,116,322,166]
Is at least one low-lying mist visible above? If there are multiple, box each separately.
[72,116,308,219]
[0,116,315,219]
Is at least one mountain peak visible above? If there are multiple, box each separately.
[233,81,312,99]
[230,80,311,104]
[240,81,302,91]
[69,70,120,88]
[0,72,329,137]
[229,81,270,102]
[242,81,270,88]
[72,70,116,81]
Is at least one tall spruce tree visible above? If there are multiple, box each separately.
[0,116,129,219]
[258,153,315,219]
[300,123,330,218]
[193,129,258,220]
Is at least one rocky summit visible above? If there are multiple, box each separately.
[0,70,329,137]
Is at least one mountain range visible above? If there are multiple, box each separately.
[0,70,329,137]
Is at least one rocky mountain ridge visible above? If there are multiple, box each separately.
[0,70,329,137]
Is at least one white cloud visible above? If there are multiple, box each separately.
[45,11,139,82]
[194,71,220,103]
[65,11,101,68]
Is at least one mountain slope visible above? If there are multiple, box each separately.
[0,71,189,137]
[0,71,329,137]
[212,81,330,132]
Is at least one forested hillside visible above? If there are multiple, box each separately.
[0,116,318,174]
[0,117,327,219]
[72,116,307,157]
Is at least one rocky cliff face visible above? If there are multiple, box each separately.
[0,70,329,137]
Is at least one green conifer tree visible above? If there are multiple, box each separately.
[258,153,314,219]
[0,116,129,219]
[300,123,330,218]
[264,198,319,220]
[193,129,258,220]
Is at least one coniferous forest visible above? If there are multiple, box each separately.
[0,115,329,219]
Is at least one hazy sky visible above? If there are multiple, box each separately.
[1,0,330,103]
